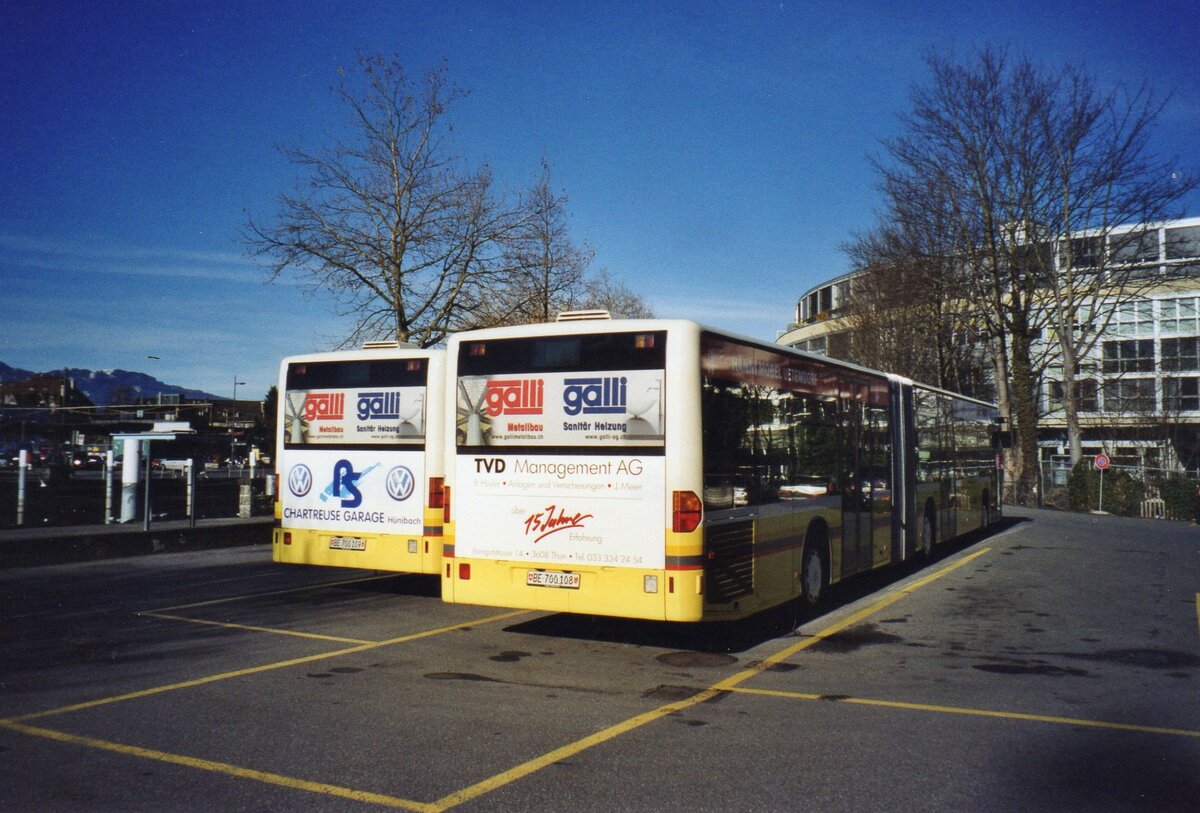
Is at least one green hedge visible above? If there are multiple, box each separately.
[1157,475,1199,521]
[1066,460,1146,517]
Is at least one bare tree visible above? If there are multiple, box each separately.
[868,46,1195,503]
[1031,67,1197,464]
[844,213,990,399]
[579,268,655,319]
[245,55,532,347]
[480,159,596,325]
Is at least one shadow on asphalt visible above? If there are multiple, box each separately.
[503,515,1028,655]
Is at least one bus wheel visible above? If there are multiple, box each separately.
[800,538,827,608]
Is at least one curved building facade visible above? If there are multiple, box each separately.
[778,217,1200,474]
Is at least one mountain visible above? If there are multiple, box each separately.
[0,362,223,406]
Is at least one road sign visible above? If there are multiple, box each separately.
[1094,452,1110,471]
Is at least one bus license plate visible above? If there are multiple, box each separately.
[329,536,366,551]
[526,570,580,589]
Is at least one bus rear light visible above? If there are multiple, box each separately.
[443,485,452,523]
[459,563,471,580]
[428,477,445,509]
[283,532,292,546]
[672,491,703,533]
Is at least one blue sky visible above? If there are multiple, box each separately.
[2,0,1198,399]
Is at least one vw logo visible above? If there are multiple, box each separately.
[288,464,313,497]
[386,465,415,502]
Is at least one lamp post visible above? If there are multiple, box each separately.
[230,377,245,469]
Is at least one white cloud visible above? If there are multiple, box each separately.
[0,233,260,283]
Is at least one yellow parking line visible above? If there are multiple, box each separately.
[432,549,991,811]
[140,611,377,644]
[714,548,992,690]
[432,687,724,811]
[4,610,528,724]
[147,573,399,613]
[729,687,1200,739]
[0,720,437,812]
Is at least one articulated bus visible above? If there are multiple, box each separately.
[273,344,446,572]
[440,315,999,622]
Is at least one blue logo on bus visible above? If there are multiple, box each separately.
[357,391,403,421]
[563,376,627,416]
[288,464,312,497]
[385,466,416,501]
[318,461,380,508]
[331,459,363,508]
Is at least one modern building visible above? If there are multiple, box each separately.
[779,216,1200,475]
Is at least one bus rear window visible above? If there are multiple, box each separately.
[283,358,429,447]
[455,332,667,450]
[286,358,427,390]
[458,331,666,375]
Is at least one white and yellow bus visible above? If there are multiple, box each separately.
[273,344,446,572]
[440,315,999,622]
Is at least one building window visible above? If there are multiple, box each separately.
[1111,229,1159,264]
[1164,377,1200,412]
[819,286,833,315]
[1102,379,1156,413]
[1102,339,1155,373]
[1161,337,1200,371]
[794,336,827,355]
[1165,225,1200,260]
[1109,300,1154,336]
[1159,297,1200,335]
[1062,236,1103,268]
[834,280,851,310]
[1049,379,1098,412]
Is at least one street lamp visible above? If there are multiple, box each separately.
[230,377,246,469]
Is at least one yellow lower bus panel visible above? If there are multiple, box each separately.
[442,523,708,622]
[273,504,443,574]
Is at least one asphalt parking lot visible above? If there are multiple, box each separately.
[1,506,1198,812]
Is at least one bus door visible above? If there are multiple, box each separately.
[839,390,873,576]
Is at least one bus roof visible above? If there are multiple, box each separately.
[445,318,997,411]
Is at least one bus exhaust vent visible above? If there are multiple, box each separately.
[555,310,611,322]
[362,340,419,349]
[704,520,755,603]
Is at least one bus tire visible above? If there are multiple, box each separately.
[800,532,829,608]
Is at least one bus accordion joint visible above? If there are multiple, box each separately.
[672,490,703,534]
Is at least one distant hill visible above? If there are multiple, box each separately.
[0,362,222,406]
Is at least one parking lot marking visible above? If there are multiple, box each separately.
[728,687,1200,740]
[714,547,993,689]
[432,686,726,810]
[140,611,378,644]
[146,572,399,613]
[0,720,437,812]
[5,609,528,724]
[432,548,992,812]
